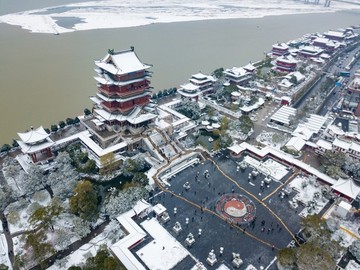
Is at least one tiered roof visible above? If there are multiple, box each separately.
[17,126,54,154]
[17,126,50,144]
[95,49,151,75]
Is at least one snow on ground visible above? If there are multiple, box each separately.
[0,0,358,34]
[346,260,360,270]
[0,234,12,270]
[48,221,124,269]
[5,199,32,235]
[4,189,53,235]
[243,156,289,181]
[324,203,360,247]
[136,218,190,270]
[256,131,289,149]
[287,176,328,216]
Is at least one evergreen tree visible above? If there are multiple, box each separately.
[69,180,98,221]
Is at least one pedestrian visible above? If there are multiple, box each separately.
[272,245,275,251]
[258,256,261,262]
[279,227,282,232]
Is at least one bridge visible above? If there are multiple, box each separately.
[300,0,360,7]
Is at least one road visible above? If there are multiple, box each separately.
[294,38,360,113]
[317,55,360,116]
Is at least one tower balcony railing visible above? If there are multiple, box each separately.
[99,84,150,98]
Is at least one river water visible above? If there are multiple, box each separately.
[0,2,359,145]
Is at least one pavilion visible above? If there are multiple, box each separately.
[16,126,54,163]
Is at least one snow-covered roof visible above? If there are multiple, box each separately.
[133,199,151,216]
[272,43,289,50]
[243,63,256,71]
[94,74,148,86]
[316,139,332,150]
[313,37,329,44]
[240,97,265,113]
[179,82,199,92]
[311,57,325,64]
[230,142,337,185]
[324,30,345,38]
[155,119,171,130]
[270,106,297,125]
[332,179,360,200]
[153,203,166,216]
[338,200,352,211]
[300,46,323,55]
[78,131,127,158]
[190,73,215,83]
[94,107,157,125]
[276,55,297,64]
[292,126,314,141]
[224,67,248,77]
[136,218,189,270]
[303,114,327,133]
[278,79,293,88]
[333,138,351,150]
[96,91,150,103]
[350,142,360,153]
[320,53,331,59]
[286,136,306,151]
[95,49,151,75]
[17,137,54,154]
[17,126,50,144]
[327,125,345,136]
[111,211,147,270]
[285,71,305,82]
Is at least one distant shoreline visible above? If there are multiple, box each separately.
[0,0,359,34]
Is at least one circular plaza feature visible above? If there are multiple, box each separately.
[216,194,256,224]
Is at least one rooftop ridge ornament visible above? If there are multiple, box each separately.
[108,48,114,55]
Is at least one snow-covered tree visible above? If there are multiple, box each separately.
[349,240,360,262]
[343,155,360,180]
[326,218,340,233]
[55,228,72,250]
[72,216,91,238]
[176,100,201,120]
[102,186,149,218]
[104,220,125,244]
[121,157,148,177]
[47,152,79,199]
[21,165,46,194]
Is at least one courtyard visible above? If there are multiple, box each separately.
[146,152,308,269]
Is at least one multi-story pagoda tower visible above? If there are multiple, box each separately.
[91,47,156,133]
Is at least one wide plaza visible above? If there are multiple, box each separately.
[147,151,307,269]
